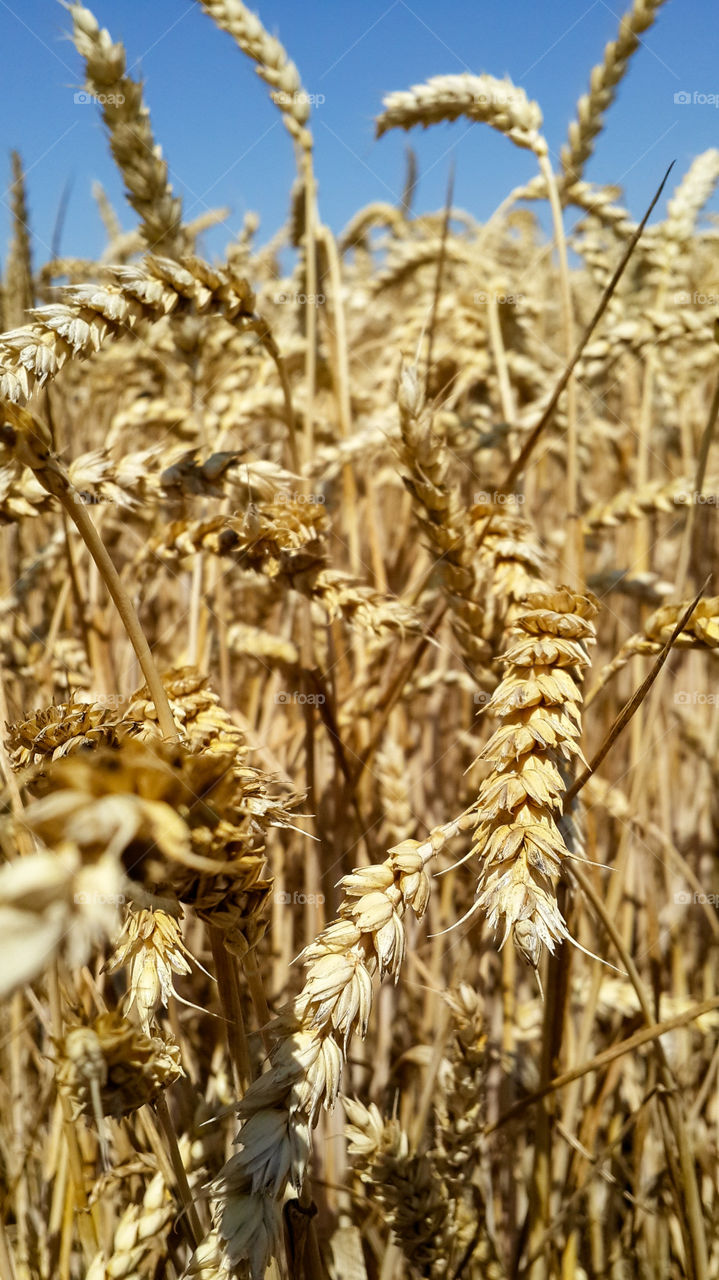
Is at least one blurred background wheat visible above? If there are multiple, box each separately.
[0,3,718,1278]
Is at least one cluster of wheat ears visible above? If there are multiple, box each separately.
[0,1,718,1277]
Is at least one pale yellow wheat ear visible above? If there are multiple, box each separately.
[469,588,598,968]
[208,813,480,1277]
[560,0,668,187]
[0,256,256,403]
[376,72,546,156]
[344,1098,451,1276]
[587,595,719,704]
[344,985,501,1277]
[195,0,312,149]
[70,4,187,257]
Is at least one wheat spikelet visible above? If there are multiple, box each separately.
[376,73,545,154]
[664,149,719,245]
[4,697,138,767]
[70,5,187,256]
[470,588,598,967]
[146,505,422,635]
[564,179,635,236]
[182,1231,231,1279]
[471,501,548,647]
[642,598,719,648]
[345,986,502,1277]
[376,734,414,846]
[105,907,195,1034]
[0,846,125,999]
[560,0,668,185]
[432,987,501,1271]
[56,1011,183,1119]
[85,1160,178,1280]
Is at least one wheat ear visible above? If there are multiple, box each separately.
[70,4,186,256]
[195,0,312,148]
[470,588,598,967]
[0,255,255,402]
[376,73,545,154]
[397,363,489,672]
[212,814,477,1277]
[560,0,668,185]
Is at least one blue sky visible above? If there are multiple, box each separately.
[1,0,718,267]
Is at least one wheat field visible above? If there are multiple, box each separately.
[0,2,718,1278]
